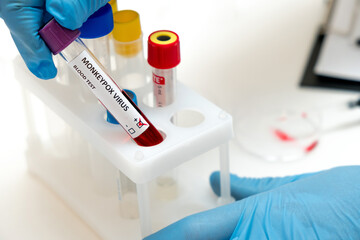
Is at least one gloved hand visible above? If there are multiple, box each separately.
[144,166,360,239]
[0,0,108,79]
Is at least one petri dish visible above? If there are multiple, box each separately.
[235,109,321,162]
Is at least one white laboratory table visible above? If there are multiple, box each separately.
[2,0,360,239]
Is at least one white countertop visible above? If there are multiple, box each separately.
[2,0,360,239]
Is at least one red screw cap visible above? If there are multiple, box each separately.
[148,30,180,69]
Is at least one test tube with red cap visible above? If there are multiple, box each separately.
[39,19,163,147]
[148,30,180,199]
[148,30,180,107]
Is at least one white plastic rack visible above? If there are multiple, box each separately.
[14,56,234,239]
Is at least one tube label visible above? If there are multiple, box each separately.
[69,50,149,138]
[152,68,175,107]
[153,72,166,107]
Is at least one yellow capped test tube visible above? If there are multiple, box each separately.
[112,10,148,89]
[113,10,142,56]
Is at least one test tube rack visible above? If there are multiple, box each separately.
[14,56,234,239]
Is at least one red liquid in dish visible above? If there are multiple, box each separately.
[273,129,317,153]
[305,141,318,153]
[274,129,294,142]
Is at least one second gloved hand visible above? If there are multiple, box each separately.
[144,166,360,240]
[0,0,108,79]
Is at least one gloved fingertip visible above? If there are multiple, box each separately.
[210,171,221,196]
[49,14,79,30]
[46,1,81,30]
[30,61,57,80]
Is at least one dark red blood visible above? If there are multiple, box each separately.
[122,90,163,147]
[274,129,318,154]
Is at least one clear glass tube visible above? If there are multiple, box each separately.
[59,38,87,62]
[46,56,79,161]
[82,36,111,71]
[79,36,111,103]
[112,10,149,90]
[112,36,149,89]
[53,54,72,86]
[152,68,178,199]
[59,38,163,146]
[155,168,178,200]
[117,171,139,219]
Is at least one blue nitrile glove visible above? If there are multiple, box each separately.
[0,0,107,79]
[144,166,360,240]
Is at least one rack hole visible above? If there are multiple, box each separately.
[171,110,204,128]
[159,130,167,140]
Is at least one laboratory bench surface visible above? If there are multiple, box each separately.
[2,0,360,239]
